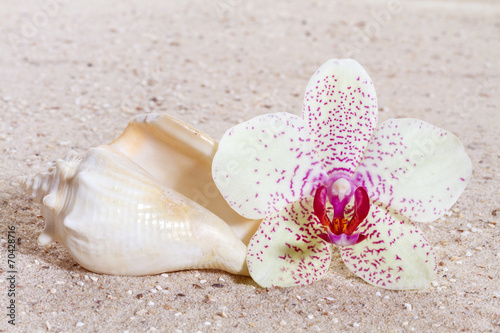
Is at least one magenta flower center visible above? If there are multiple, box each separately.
[313,178,370,246]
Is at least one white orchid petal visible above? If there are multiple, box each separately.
[340,205,436,290]
[302,59,378,176]
[212,113,328,219]
[354,118,472,223]
[247,197,332,287]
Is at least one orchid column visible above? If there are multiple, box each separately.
[212,59,472,290]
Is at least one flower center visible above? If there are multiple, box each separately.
[313,179,370,246]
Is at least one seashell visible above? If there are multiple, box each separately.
[21,114,260,276]
[109,114,260,244]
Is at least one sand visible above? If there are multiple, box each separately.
[1,0,499,331]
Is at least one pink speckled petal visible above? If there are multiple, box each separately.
[353,118,472,223]
[340,205,437,290]
[247,197,332,287]
[302,59,378,176]
[212,113,328,220]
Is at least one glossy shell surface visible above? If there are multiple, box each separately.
[21,114,260,276]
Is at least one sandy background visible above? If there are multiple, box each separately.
[1,0,499,332]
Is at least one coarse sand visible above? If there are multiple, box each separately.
[1,0,499,332]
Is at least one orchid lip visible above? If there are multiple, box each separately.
[318,232,368,246]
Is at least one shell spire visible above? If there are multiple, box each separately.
[20,152,82,246]
[20,169,56,205]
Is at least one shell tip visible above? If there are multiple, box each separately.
[38,232,53,246]
[18,175,29,190]
[42,193,57,209]
[18,174,40,201]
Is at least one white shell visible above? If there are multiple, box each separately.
[21,114,260,276]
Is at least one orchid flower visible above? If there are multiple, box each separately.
[212,59,472,290]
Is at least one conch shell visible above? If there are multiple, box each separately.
[21,114,260,276]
